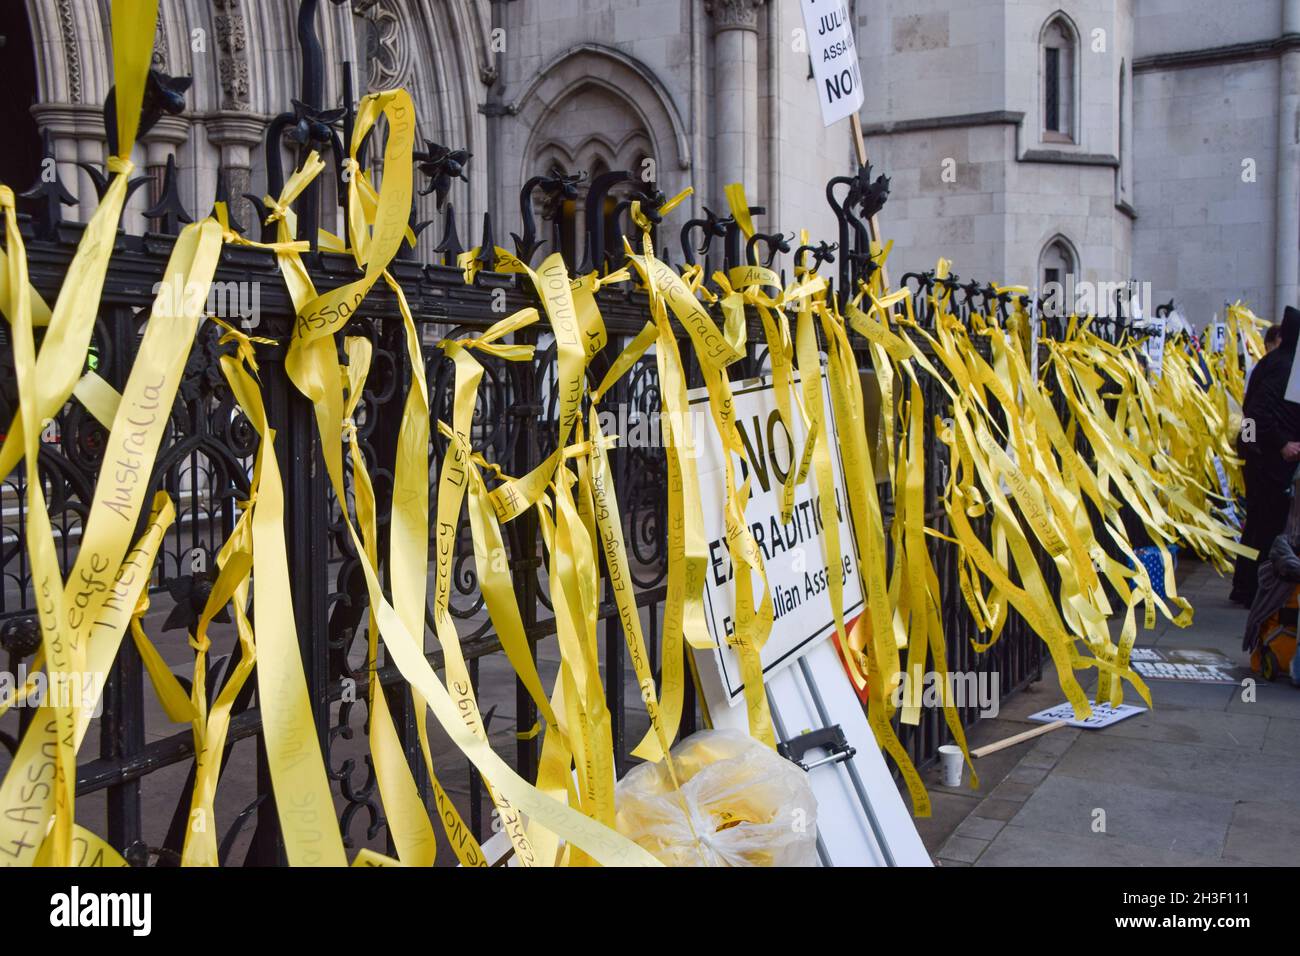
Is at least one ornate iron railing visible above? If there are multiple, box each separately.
[0,0,1053,864]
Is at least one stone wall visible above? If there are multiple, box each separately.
[1133,58,1279,326]
[858,0,1134,293]
[1132,0,1289,326]
[15,0,1292,322]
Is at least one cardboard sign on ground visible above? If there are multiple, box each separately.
[1129,646,1238,684]
[1028,702,1147,729]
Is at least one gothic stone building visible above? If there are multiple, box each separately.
[3,0,1296,327]
[860,0,1300,327]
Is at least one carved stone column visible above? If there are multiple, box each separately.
[30,103,105,222]
[707,0,765,205]
[207,112,268,209]
[1277,0,1300,313]
[135,114,190,232]
[143,116,190,192]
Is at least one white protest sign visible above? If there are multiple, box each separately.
[1285,341,1300,404]
[689,369,864,709]
[800,0,864,127]
[1211,454,1240,528]
[1028,702,1146,729]
[1145,317,1166,380]
[1209,317,1226,353]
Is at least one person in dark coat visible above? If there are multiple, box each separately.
[1232,306,1300,605]
[1242,527,1300,655]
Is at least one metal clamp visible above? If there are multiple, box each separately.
[777,725,856,772]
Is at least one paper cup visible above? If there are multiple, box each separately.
[938,744,964,787]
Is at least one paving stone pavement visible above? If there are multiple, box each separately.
[915,559,1300,867]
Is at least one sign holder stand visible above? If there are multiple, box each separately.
[766,687,836,867]
[768,655,898,866]
[741,636,928,867]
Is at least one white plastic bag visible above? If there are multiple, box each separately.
[614,729,818,866]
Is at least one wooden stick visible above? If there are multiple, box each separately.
[849,112,890,290]
[850,112,868,166]
[970,720,1068,759]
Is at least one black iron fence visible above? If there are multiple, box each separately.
[0,1,1083,864]
[0,241,1053,864]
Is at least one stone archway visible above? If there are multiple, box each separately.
[367,0,492,242]
[501,42,691,250]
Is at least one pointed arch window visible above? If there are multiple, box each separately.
[1041,15,1077,143]
[1040,237,1076,287]
[1039,236,1078,316]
